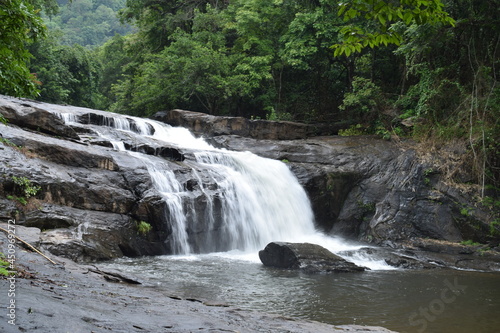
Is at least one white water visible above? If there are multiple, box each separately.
[56,110,393,269]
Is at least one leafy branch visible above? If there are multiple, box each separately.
[333,0,455,56]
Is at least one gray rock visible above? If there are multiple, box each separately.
[259,242,367,273]
[0,98,79,139]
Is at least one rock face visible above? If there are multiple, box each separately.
[0,96,230,261]
[153,109,500,270]
[259,242,366,273]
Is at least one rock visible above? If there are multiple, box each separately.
[399,238,500,271]
[259,242,367,273]
[338,247,441,270]
[211,134,498,249]
[0,98,79,139]
[152,109,316,140]
[0,223,41,248]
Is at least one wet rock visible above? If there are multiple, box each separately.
[338,247,441,270]
[400,238,500,271]
[211,134,497,250]
[0,98,78,139]
[0,223,41,248]
[259,242,367,273]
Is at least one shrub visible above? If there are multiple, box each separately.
[137,221,152,235]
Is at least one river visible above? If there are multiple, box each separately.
[101,252,500,333]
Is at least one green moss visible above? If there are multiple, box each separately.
[137,221,152,235]
[0,252,14,277]
[460,240,481,246]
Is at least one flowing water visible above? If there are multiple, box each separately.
[57,109,500,332]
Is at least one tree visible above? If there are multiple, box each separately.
[0,0,58,97]
[333,0,455,56]
[29,35,101,107]
[44,0,132,47]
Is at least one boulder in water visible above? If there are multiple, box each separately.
[259,242,367,273]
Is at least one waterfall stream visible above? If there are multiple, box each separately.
[57,110,388,268]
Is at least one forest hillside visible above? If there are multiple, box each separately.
[1,0,499,210]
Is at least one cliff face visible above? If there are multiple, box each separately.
[1,96,498,269]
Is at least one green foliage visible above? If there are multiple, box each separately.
[7,195,28,206]
[460,207,471,217]
[0,0,59,97]
[333,0,455,56]
[136,221,152,235]
[0,137,17,147]
[29,36,101,107]
[0,114,8,125]
[44,0,132,47]
[339,77,385,124]
[460,240,480,246]
[357,200,376,213]
[338,124,365,136]
[0,252,14,277]
[12,176,41,199]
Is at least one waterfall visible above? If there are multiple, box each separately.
[55,111,333,254]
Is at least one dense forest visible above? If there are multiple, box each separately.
[1,0,499,201]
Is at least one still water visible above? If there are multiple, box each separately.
[101,252,500,333]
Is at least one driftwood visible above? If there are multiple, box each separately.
[0,226,57,265]
[87,267,142,284]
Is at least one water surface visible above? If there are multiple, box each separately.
[101,253,500,333]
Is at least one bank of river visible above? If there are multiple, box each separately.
[101,253,500,333]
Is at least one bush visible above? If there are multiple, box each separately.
[339,77,385,124]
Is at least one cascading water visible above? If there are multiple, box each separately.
[56,110,390,268]
[193,150,316,251]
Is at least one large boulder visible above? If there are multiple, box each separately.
[259,242,367,273]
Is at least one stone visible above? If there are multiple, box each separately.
[259,242,367,273]
[151,109,316,140]
[0,223,41,248]
[0,98,79,139]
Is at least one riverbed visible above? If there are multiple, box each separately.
[101,252,500,333]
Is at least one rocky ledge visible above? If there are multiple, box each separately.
[155,109,500,271]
